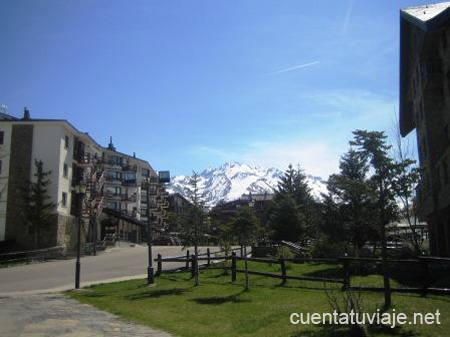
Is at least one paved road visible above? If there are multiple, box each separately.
[0,245,221,296]
[0,294,172,337]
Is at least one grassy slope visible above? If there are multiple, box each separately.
[68,261,450,337]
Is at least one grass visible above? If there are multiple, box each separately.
[67,261,450,337]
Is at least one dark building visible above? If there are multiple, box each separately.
[399,3,450,256]
[211,193,274,230]
[167,192,191,232]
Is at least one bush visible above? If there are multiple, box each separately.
[270,246,295,270]
[310,237,350,258]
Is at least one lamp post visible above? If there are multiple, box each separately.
[75,183,86,290]
[146,177,154,285]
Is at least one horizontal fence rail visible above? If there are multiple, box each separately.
[0,246,65,264]
[153,247,450,296]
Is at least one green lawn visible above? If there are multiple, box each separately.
[67,261,450,337]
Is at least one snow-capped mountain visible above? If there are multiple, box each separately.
[166,162,327,207]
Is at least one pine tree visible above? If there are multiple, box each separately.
[21,160,55,249]
[350,130,401,309]
[230,205,261,246]
[269,164,316,244]
[325,149,377,257]
[179,171,206,286]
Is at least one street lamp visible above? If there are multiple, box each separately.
[75,183,86,290]
[146,176,155,285]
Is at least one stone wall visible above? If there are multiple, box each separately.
[5,124,33,249]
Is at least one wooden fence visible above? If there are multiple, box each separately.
[0,246,65,265]
[154,249,450,296]
[340,256,450,295]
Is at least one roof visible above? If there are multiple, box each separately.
[401,2,450,31]
[0,117,155,170]
[0,112,18,120]
[399,2,450,137]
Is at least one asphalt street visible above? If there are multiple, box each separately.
[0,245,221,296]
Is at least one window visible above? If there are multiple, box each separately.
[63,163,68,178]
[64,135,69,149]
[62,192,67,207]
[0,131,4,145]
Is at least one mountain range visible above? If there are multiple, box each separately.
[166,162,327,207]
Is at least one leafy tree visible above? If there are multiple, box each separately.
[21,160,55,249]
[269,165,316,244]
[391,127,422,254]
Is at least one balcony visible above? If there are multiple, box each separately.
[122,164,138,172]
[122,194,137,202]
[122,179,137,187]
[105,176,122,185]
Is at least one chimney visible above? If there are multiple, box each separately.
[107,136,116,151]
[133,152,136,157]
[23,107,31,120]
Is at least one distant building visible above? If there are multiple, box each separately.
[399,2,450,256]
[0,108,169,252]
[167,192,190,232]
[211,193,274,230]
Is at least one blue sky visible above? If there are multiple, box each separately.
[0,0,426,178]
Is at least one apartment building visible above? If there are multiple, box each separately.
[0,108,169,252]
[399,2,450,256]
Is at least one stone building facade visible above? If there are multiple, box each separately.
[400,3,450,256]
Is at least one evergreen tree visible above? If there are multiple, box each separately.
[230,205,261,246]
[325,149,377,257]
[269,164,316,244]
[179,171,206,286]
[21,160,55,249]
[350,130,404,309]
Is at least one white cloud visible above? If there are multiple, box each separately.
[241,140,342,179]
[189,88,399,179]
[190,140,342,179]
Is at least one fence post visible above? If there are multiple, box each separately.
[194,253,199,286]
[186,250,190,269]
[207,248,211,267]
[341,258,350,291]
[240,244,243,257]
[231,251,237,282]
[157,254,162,276]
[280,258,287,284]
[421,258,429,295]
[191,255,195,278]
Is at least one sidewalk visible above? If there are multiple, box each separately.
[0,293,172,337]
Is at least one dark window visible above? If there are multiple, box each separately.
[63,164,68,178]
[65,135,69,149]
[62,192,67,207]
[0,131,4,145]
